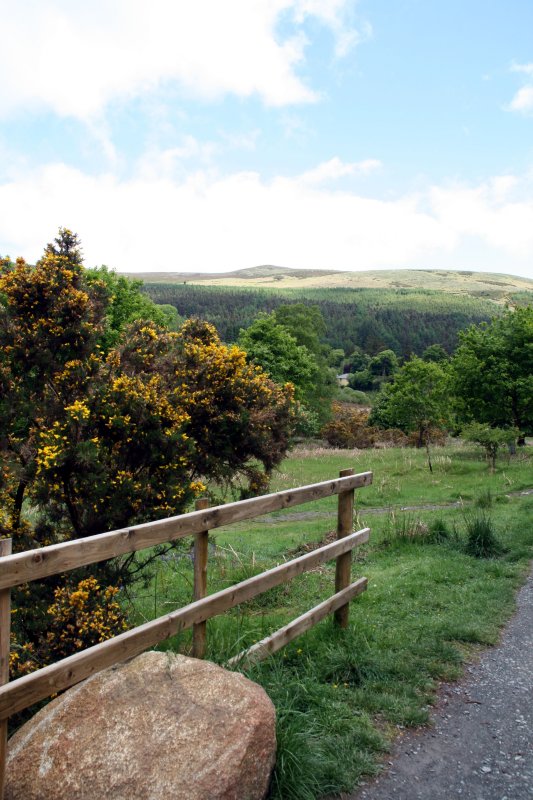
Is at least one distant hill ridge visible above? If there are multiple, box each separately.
[139,266,531,356]
[123,265,533,296]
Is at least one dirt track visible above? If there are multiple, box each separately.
[256,488,533,525]
[339,568,533,800]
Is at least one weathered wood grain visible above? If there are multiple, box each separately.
[0,539,12,800]
[335,468,355,628]
[228,577,368,667]
[0,528,369,719]
[0,472,372,591]
[192,498,210,659]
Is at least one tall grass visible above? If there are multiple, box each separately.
[127,442,532,799]
[464,511,505,558]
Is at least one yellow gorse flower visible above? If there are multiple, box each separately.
[64,399,90,420]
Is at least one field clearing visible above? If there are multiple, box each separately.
[126,266,533,297]
[128,442,533,800]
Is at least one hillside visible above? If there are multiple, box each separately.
[124,265,533,299]
[133,266,532,357]
[141,285,512,357]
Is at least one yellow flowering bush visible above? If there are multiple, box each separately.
[45,577,128,661]
[1,230,296,681]
[8,577,127,682]
[9,636,38,681]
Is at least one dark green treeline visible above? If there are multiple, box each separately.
[142,283,502,356]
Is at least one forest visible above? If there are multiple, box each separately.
[141,282,505,356]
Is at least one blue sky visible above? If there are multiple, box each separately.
[1,0,533,278]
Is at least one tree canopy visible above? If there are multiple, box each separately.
[274,303,326,357]
[238,312,317,397]
[143,282,497,358]
[422,343,449,363]
[348,348,398,391]
[237,311,333,430]
[369,356,450,469]
[451,308,533,436]
[368,349,399,378]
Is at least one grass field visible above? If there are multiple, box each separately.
[127,441,533,799]
[125,265,533,298]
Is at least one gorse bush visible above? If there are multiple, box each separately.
[321,402,409,449]
[406,426,447,448]
[0,230,297,683]
[46,577,128,660]
[1,232,296,549]
[10,576,127,680]
[321,403,376,448]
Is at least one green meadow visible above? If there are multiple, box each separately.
[127,442,533,800]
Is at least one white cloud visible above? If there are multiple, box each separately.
[1,161,532,279]
[508,62,533,113]
[0,0,362,120]
[136,137,219,180]
[511,62,533,76]
[429,177,533,257]
[299,157,381,184]
[509,86,533,113]
[220,130,261,152]
[293,0,370,58]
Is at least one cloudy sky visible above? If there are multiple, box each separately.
[1,0,533,277]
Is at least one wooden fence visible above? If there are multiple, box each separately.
[0,468,372,795]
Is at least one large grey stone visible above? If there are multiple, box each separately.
[6,651,276,800]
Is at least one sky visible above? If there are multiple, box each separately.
[1,0,533,278]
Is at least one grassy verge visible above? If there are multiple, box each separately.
[126,442,533,799]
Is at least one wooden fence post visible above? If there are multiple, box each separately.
[334,469,354,628]
[192,499,210,659]
[0,538,12,800]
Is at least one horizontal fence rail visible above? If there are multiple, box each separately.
[0,467,373,798]
[0,472,372,591]
[228,577,368,668]
[0,528,370,720]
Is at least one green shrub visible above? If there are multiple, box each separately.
[475,489,493,509]
[462,423,519,470]
[382,512,429,544]
[336,387,370,405]
[427,518,451,542]
[464,512,505,558]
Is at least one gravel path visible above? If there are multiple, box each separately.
[342,568,533,800]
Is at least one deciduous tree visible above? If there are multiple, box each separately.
[451,308,533,439]
[462,422,519,470]
[238,312,322,427]
[370,357,450,471]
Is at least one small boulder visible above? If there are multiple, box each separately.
[6,651,276,800]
